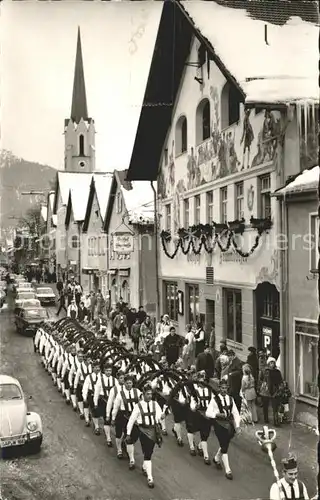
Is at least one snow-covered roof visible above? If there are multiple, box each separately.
[93,173,113,221]
[275,165,319,196]
[121,181,156,224]
[183,3,319,103]
[69,175,93,222]
[58,172,93,206]
[40,205,48,222]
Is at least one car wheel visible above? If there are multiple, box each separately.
[28,436,43,454]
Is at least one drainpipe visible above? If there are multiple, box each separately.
[78,222,81,286]
[278,196,287,375]
[151,181,160,321]
[138,229,142,307]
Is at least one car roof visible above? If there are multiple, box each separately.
[36,288,54,292]
[0,374,21,386]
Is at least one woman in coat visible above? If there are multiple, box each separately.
[241,364,258,423]
[258,356,283,426]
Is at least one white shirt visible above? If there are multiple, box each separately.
[34,328,43,348]
[126,400,162,435]
[195,329,204,342]
[93,374,119,407]
[190,385,211,411]
[205,393,241,428]
[270,478,308,500]
[74,362,92,388]
[82,372,99,401]
[111,388,142,421]
[61,354,75,379]
[106,385,122,419]
[56,352,65,376]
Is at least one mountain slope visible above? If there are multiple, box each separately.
[0,150,56,230]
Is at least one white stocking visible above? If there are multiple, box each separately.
[115,438,122,453]
[65,389,71,401]
[144,460,153,481]
[161,419,166,431]
[221,453,231,474]
[126,444,135,463]
[187,433,195,450]
[78,401,84,415]
[92,418,99,430]
[61,381,65,394]
[215,447,222,462]
[83,408,90,422]
[201,441,209,460]
[52,373,57,384]
[103,425,111,441]
[173,423,182,440]
[71,394,77,409]
[57,378,61,390]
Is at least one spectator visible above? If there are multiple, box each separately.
[158,314,171,341]
[215,345,230,379]
[241,363,258,423]
[56,291,67,316]
[208,323,216,357]
[246,346,259,388]
[96,289,104,315]
[259,356,283,426]
[196,344,215,381]
[78,301,88,322]
[131,318,141,352]
[162,326,183,367]
[184,324,195,368]
[89,291,96,320]
[113,310,127,338]
[227,350,243,412]
[74,281,82,306]
[56,279,63,295]
[116,296,125,312]
[149,340,162,363]
[67,299,78,319]
[137,305,147,325]
[156,315,164,336]
[278,381,292,423]
[194,322,205,357]
[140,316,154,352]
[127,307,137,338]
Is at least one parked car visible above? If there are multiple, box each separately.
[0,374,43,454]
[14,282,33,294]
[15,306,48,336]
[35,287,56,306]
[14,291,37,313]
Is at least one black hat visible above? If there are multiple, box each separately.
[282,455,298,471]
[124,373,135,382]
[142,383,153,393]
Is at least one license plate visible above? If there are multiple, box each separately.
[1,437,25,448]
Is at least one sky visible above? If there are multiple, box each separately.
[0,1,162,171]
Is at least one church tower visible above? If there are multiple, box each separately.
[64,27,95,173]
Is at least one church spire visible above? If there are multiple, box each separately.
[70,27,88,123]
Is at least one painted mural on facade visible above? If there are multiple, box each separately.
[298,102,319,171]
[159,85,281,203]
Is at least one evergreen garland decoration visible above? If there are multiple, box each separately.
[160,217,272,260]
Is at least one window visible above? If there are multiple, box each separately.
[164,281,178,322]
[188,284,199,325]
[221,82,244,129]
[165,204,171,231]
[194,195,201,225]
[259,174,271,218]
[116,193,122,214]
[235,182,244,219]
[295,319,318,399]
[88,237,95,256]
[205,191,213,224]
[220,186,228,223]
[309,213,319,273]
[184,199,190,228]
[175,116,187,156]
[224,288,242,343]
[196,98,211,145]
[71,235,79,249]
[79,134,84,156]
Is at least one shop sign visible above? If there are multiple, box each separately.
[262,326,272,350]
[220,251,247,264]
[110,251,131,261]
[113,233,134,253]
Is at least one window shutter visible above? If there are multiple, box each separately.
[206,267,214,285]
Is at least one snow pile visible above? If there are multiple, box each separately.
[277,165,319,195]
[93,173,113,221]
[183,3,319,103]
[121,181,156,224]
[58,172,93,206]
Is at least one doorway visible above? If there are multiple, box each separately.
[256,282,280,359]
